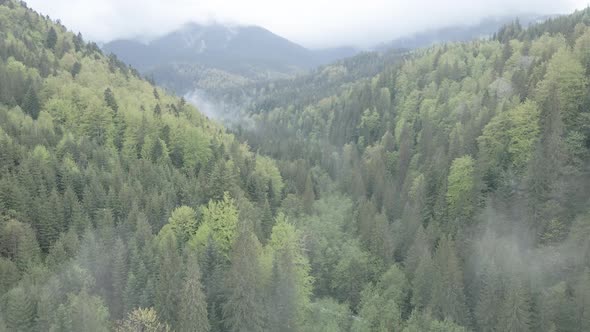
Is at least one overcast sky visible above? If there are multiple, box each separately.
[26,0,589,48]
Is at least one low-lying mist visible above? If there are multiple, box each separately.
[185,89,256,131]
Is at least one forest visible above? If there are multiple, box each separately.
[1,0,590,331]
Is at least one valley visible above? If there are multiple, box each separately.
[1,1,590,331]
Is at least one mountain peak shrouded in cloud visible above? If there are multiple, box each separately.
[25,0,588,48]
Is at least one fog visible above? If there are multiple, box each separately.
[184,89,256,131]
[26,0,588,48]
[466,200,585,303]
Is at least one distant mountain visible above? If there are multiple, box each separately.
[104,16,554,95]
[103,23,359,94]
[375,14,551,51]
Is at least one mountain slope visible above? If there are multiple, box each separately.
[0,1,317,331]
[217,9,590,332]
[3,1,590,331]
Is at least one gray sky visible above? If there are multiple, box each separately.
[27,0,588,48]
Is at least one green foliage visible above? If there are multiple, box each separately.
[223,228,264,332]
[331,241,376,311]
[403,311,467,332]
[22,85,40,119]
[430,236,469,325]
[446,156,476,223]
[0,219,41,271]
[536,48,587,130]
[104,87,119,113]
[57,289,110,332]
[253,155,284,201]
[0,258,19,296]
[115,307,170,332]
[45,27,57,50]
[154,226,182,327]
[411,250,435,311]
[353,264,408,332]
[266,213,314,326]
[499,279,532,332]
[179,253,210,332]
[193,192,239,255]
[478,100,541,180]
[304,298,352,332]
[168,206,197,243]
[1,2,590,331]
[2,286,34,331]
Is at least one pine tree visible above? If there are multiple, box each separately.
[302,173,315,214]
[0,257,19,295]
[45,27,58,50]
[178,252,210,332]
[70,61,82,78]
[222,228,264,332]
[475,264,503,332]
[154,226,182,327]
[3,287,34,331]
[200,235,225,332]
[154,104,162,117]
[499,279,532,332]
[411,251,434,311]
[72,32,84,52]
[269,249,298,332]
[65,289,110,332]
[430,236,469,325]
[111,237,127,320]
[260,199,274,243]
[22,85,40,119]
[405,226,428,280]
[104,88,119,113]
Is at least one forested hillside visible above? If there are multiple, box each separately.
[2,0,590,331]
[218,8,590,332]
[0,1,314,331]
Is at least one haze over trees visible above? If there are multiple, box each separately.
[1,0,590,331]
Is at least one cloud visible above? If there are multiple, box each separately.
[26,0,588,48]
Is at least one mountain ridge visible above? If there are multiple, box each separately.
[375,14,552,51]
[103,22,359,94]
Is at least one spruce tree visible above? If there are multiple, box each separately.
[70,61,82,78]
[45,27,57,50]
[111,238,127,320]
[222,228,264,332]
[154,226,182,327]
[0,257,19,295]
[475,264,503,332]
[269,250,298,332]
[430,236,469,325]
[104,88,119,113]
[22,85,40,119]
[178,252,210,332]
[499,279,532,332]
[3,287,34,331]
[411,251,434,311]
[302,173,315,214]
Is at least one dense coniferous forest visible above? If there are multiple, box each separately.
[1,0,590,331]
